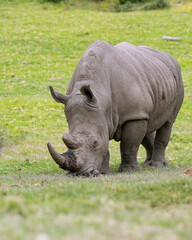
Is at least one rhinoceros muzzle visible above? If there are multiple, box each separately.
[47,133,83,169]
[47,133,100,176]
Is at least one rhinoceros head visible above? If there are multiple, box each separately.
[47,85,109,176]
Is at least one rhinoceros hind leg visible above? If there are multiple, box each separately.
[118,120,147,172]
[142,133,155,164]
[144,121,172,167]
[100,151,112,174]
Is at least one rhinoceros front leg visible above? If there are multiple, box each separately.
[144,122,171,167]
[118,120,147,172]
[100,151,112,174]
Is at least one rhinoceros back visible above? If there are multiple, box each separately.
[66,41,184,137]
[113,42,184,134]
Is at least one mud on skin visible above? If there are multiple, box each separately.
[47,40,184,177]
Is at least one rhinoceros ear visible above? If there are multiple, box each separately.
[80,85,95,103]
[49,86,70,105]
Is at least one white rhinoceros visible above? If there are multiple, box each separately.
[47,41,184,176]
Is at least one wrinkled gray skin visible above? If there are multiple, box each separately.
[47,41,184,176]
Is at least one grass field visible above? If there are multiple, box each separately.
[0,1,192,239]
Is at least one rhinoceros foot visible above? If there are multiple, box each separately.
[144,159,169,167]
[118,163,142,172]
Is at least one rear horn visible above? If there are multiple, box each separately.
[62,133,82,149]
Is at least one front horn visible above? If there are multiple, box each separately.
[47,142,69,170]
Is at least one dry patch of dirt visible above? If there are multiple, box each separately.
[183,167,192,176]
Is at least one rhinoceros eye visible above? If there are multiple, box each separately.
[90,139,99,151]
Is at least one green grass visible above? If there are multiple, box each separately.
[0,1,192,239]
